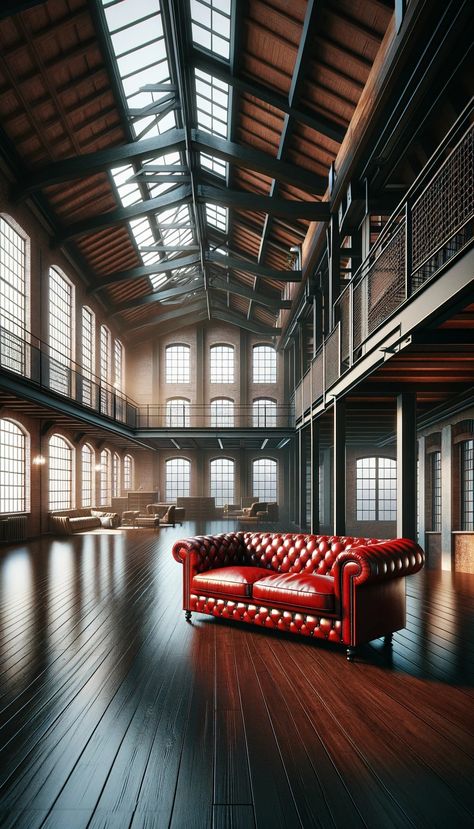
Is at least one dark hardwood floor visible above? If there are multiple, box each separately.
[0,522,473,829]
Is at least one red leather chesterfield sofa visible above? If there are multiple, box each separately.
[172,531,424,660]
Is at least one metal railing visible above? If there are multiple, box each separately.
[292,106,474,421]
[0,325,138,428]
[136,404,294,429]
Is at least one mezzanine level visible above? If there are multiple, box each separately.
[293,104,474,426]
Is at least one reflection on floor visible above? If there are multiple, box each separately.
[0,521,472,829]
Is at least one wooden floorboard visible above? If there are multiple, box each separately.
[0,523,472,829]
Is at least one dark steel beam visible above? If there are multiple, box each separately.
[191,131,326,194]
[198,185,329,220]
[125,299,209,332]
[207,274,291,309]
[90,254,202,292]
[56,185,193,243]
[207,252,302,280]
[110,280,206,315]
[192,51,345,143]
[12,129,186,200]
[211,308,281,336]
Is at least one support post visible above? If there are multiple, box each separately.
[441,425,453,570]
[333,397,346,536]
[311,416,320,533]
[396,393,417,541]
[417,436,426,551]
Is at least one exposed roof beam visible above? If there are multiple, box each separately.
[207,274,292,310]
[56,185,193,243]
[191,131,326,195]
[207,252,302,280]
[12,128,187,200]
[192,51,345,143]
[251,0,325,320]
[1,1,47,18]
[91,263,202,294]
[198,185,329,220]
[110,280,205,315]
[211,308,281,336]
[125,299,209,333]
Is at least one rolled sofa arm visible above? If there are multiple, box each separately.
[48,515,72,535]
[172,533,246,612]
[172,532,246,571]
[332,538,424,602]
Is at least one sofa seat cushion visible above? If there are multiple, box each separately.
[192,566,267,599]
[252,572,335,613]
[69,517,101,531]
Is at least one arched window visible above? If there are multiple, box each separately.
[99,325,112,415]
[166,398,190,427]
[460,439,473,530]
[113,452,121,498]
[99,448,112,506]
[0,419,29,513]
[253,458,277,503]
[252,398,277,427]
[49,268,73,396]
[81,307,95,407]
[166,344,190,383]
[430,451,441,531]
[253,345,276,383]
[123,454,134,491]
[211,398,234,427]
[356,457,396,521]
[210,458,234,507]
[210,344,234,383]
[166,458,190,501]
[49,434,73,510]
[81,443,95,507]
[0,216,29,376]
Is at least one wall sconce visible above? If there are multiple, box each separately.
[32,455,46,465]
[94,464,103,472]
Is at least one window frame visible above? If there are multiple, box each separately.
[48,433,74,511]
[48,267,74,397]
[165,343,191,384]
[0,418,29,514]
[81,443,95,508]
[210,397,234,427]
[252,457,278,503]
[252,398,277,427]
[0,215,30,377]
[166,397,190,427]
[210,456,235,507]
[356,456,397,522]
[460,439,474,531]
[210,343,234,384]
[165,457,191,501]
[252,344,277,384]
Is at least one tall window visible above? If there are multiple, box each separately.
[114,339,123,391]
[100,325,111,415]
[253,458,278,502]
[0,217,28,375]
[431,451,441,531]
[166,344,190,383]
[49,434,73,510]
[123,454,134,491]
[210,344,234,383]
[461,439,474,531]
[210,458,234,506]
[166,457,190,501]
[166,398,190,427]
[253,345,276,383]
[49,268,73,396]
[0,419,28,513]
[81,307,95,407]
[356,457,396,521]
[253,398,276,427]
[81,443,94,508]
[113,452,121,498]
[211,398,234,427]
[99,448,111,506]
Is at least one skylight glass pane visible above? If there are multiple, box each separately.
[191,0,231,60]
[200,153,227,178]
[195,69,229,139]
[206,204,228,232]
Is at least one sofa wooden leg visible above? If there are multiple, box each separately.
[346,646,356,662]
[185,610,192,622]
[384,633,393,647]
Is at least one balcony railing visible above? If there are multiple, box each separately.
[136,404,294,429]
[293,105,474,422]
[0,325,138,428]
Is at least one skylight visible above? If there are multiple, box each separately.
[191,0,231,60]
[206,204,228,232]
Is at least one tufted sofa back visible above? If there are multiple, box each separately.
[242,532,383,576]
[192,532,383,576]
